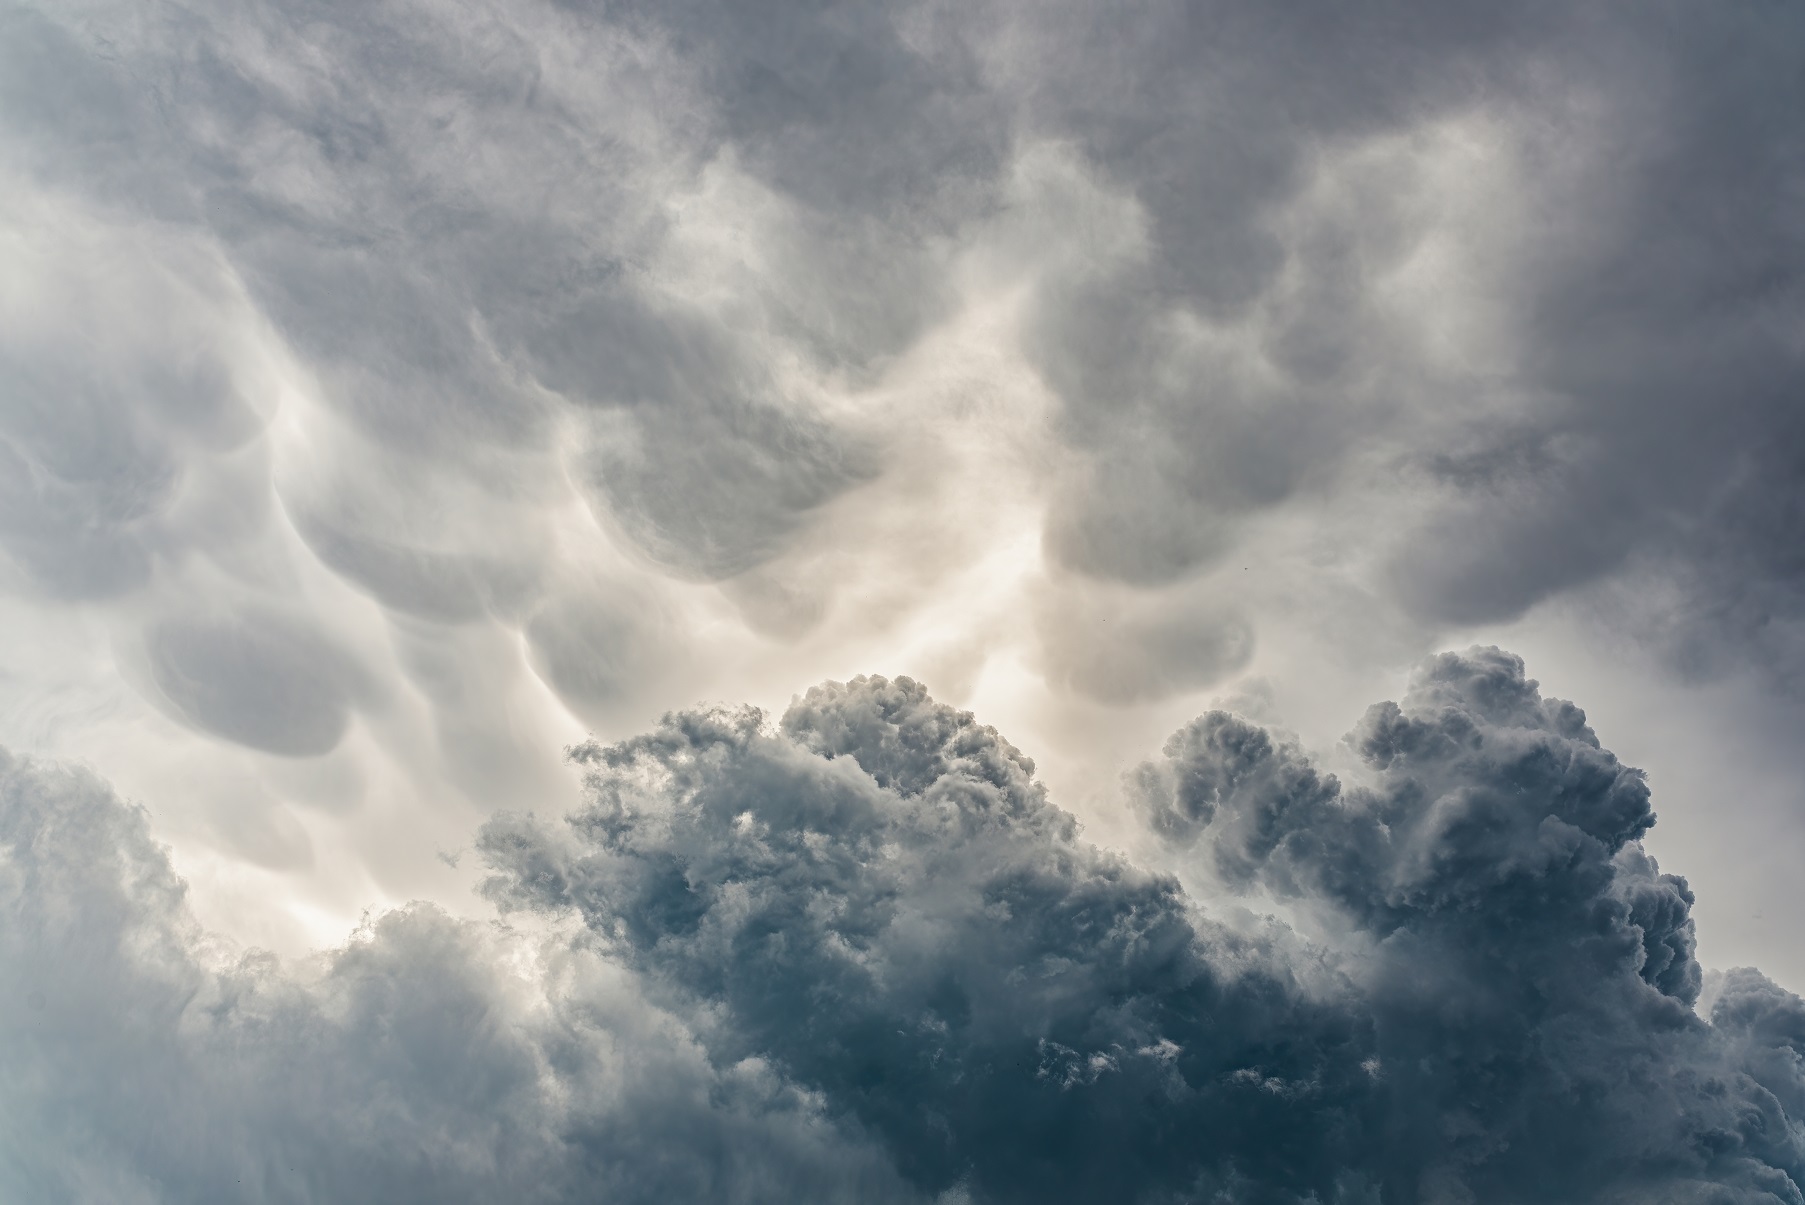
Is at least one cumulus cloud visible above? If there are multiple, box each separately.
[0,745,921,1204]
[472,650,1801,1202]
[6,648,1805,1200]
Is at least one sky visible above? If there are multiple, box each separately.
[1,0,1803,1200]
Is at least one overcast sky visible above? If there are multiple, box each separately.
[3,0,1804,1200]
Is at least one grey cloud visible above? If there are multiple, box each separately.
[6,0,1805,1183]
[0,5,180,213]
[642,0,1005,216]
[717,567,832,642]
[295,511,545,625]
[1131,648,1801,1199]
[990,0,1805,679]
[493,259,882,579]
[143,609,367,757]
[481,675,1380,1203]
[1005,0,1528,586]
[1024,209,1392,588]
[10,0,1798,689]
[277,420,563,628]
[1138,647,1663,921]
[0,419,167,599]
[578,389,878,581]
[522,581,683,720]
[6,0,925,584]
[0,263,266,601]
[0,746,923,1204]
[1035,577,1255,704]
[481,652,1805,1202]
[6,652,1805,1200]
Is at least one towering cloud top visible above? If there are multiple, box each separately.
[479,649,1801,1201]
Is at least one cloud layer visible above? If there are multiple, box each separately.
[3,0,1800,722]
[3,0,1804,1195]
[9,650,1803,1202]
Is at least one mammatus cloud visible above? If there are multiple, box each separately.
[9,650,1801,1202]
[3,0,1801,727]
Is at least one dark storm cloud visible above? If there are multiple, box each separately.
[5,1,1805,1191]
[482,675,1379,1202]
[1002,0,1527,585]
[5,650,1805,1200]
[0,746,922,1204]
[1002,0,1805,680]
[480,651,1805,1203]
[7,0,1799,697]
[599,0,1010,228]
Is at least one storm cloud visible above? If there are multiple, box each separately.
[478,648,1805,1202]
[3,0,1800,712]
[10,650,1792,1201]
[3,0,1804,1198]
[0,742,920,1204]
